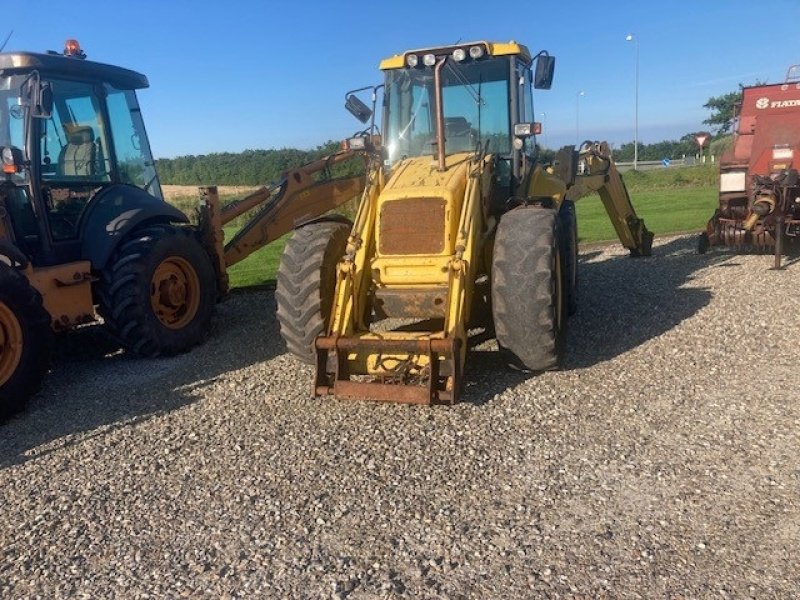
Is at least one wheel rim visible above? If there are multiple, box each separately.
[0,301,23,386]
[150,256,201,330]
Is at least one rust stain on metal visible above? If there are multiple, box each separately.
[372,287,447,319]
[379,198,446,255]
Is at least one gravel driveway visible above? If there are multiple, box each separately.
[1,235,798,598]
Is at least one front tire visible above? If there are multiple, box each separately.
[0,265,51,420]
[491,206,567,371]
[98,224,216,357]
[276,220,350,363]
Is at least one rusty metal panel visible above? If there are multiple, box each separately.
[379,198,445,255]
[372,287,448,318]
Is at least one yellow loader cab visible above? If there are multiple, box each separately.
[275,40,653,404]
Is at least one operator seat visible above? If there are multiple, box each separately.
[444,117,472,152]
[58,125,96,177]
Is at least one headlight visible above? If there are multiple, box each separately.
[469,45,484,59]
[452,48,466,62]
[422,53,436,67]
[346,136,366,151]
[406,54,418,68]
[2,146,21,174]
[514,123,533,137]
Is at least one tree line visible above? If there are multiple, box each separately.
[156,88,742,184]
[610,85,749,162]
[155,141,354,186]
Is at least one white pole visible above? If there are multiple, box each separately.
[626,34,640,170]
[540,112,548,148]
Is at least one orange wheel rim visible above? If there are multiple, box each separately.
[0,301,23,386]
[150,257,201,330]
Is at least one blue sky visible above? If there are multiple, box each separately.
[9,0,800,158]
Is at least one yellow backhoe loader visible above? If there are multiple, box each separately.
[274,41,653,404]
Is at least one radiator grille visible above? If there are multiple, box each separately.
[379,198,446,255]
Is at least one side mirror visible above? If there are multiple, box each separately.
[345,93,372,124]
[533,54,555,90]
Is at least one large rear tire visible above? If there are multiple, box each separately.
[491,206,567,371]
[98,224,216,357]
[0,265,51,420]
[276,220,350,363]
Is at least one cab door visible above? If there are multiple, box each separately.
[34,78,112,263]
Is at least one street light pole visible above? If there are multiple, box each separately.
[626,33,639,170]
[575,91,584,147]
[540,112,548,148]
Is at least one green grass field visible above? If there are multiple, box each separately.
[576,186,717,244]
[168,165,719,289]
[224,228,287,288]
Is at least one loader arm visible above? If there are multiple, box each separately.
[565,142,654,256]
[197,149,368,294]
[315,153,489,405]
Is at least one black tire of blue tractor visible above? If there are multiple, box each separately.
[275,220,351,363]
[560,200,579,315]
[491,206,567,371]
[0,265,51,421]
[97,224,216,357]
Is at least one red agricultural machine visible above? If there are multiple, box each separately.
[699,65,800,267]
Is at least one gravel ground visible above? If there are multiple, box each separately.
[1,234,798,599]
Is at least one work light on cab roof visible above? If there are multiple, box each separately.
[405,44,488,69]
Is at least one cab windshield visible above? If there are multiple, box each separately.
[384,57,511,163]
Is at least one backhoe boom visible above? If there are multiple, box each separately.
[566,142,654,256]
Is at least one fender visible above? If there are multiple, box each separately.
[80,184,189,270]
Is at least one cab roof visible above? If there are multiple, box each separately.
[380,40,531,70]
[0,51,148,90]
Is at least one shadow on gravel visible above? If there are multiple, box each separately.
[0,237,738,456]
[458,236,731,405]
[0,291,282,470]
[564,235,726,369]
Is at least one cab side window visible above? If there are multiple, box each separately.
[41,81,111,181]
[105,87,162,198]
